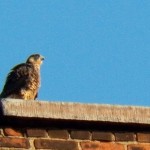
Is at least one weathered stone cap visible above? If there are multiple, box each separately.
[1,98,150,124]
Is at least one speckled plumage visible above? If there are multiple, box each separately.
[0,54,44,100]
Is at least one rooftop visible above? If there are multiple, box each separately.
[1,98,150,125]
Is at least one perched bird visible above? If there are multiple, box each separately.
[0,54,44,100]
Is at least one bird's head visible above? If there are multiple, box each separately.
[26,54,44,66]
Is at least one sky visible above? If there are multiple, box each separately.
[0,1,150,106]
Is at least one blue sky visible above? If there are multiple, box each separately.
[0,1,150,106]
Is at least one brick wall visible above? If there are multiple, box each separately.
[1,99,150,150]
[1,127,150,149]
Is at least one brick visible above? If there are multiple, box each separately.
[115,132,135,141]
[92,131,114,141]
[27,129,47,137]
[48,129,69,139]
[128,144,150,150]
[34,139,79,150]
[137,133,150,143]
[0,148,25,150]
[3,128,23,136]
[81,141,124,150]
[0,137,30,148]
[70,130,91,140]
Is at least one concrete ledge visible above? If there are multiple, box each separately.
[0,98,150,125]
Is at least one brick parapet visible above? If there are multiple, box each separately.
[0,127,150,149]
[0,99,150,149]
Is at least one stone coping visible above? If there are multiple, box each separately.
[0,98,150,125]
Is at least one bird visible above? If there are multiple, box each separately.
[0,54,44,100]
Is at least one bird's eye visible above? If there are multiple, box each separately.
[34,54,40,60]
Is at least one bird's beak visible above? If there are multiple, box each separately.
[40,55,45,61]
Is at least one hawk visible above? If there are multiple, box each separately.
[0,54,44,100]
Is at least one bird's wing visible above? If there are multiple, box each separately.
[0,63,33,98]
